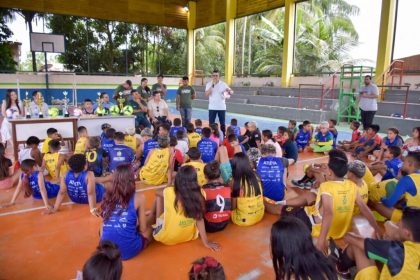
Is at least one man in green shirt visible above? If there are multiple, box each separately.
[151,74,167,98]
[176,76,196,127]
[136,78,152,101]
[113,80,132,104]
[128,89,151,129]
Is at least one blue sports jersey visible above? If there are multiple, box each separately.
[24,171,59,199]
[257,156,285,201]
[141,139,159,166]
[101,138,115,155]
[65,170,104,204]
[85,148,106,177]
[295,129,311,148]
[100,132,107,140]
[315,131,334,143]
[331,130,338,148]
[197,138,218,163]
[101,194,143,260]
[229,125,241,137]
[383,136,403,147]
[382,157,403,181]
[195,127,203,135]
[169,126,187,137]
[108,144,135,172]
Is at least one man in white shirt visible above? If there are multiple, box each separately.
[205,69,233,135]
[357,75,379,130]
[147,91,169,125]
[28,90,49,117]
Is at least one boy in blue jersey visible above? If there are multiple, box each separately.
[108,132,135,172]
[85,136,107,177]
[369,146,403,181]
[328,119,338,148]
[101,128,116,156]
[198,127,218,163]
[309,121,334,153]
[194,119,203,135]
[48,154,105,216]
[100,123,111,140]
[228,118,241,137]
[139,128,159,166]
[169,118,186,138]
[257,144,285,215]
[294,120,312,152]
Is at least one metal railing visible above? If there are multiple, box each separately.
[376,60,405,100]
[377,85,410,118]
[298,84,325,110]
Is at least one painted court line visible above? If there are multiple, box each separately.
[296,155,328,164]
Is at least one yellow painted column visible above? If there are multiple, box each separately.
[375,0,397,79]
[224,0,237,86]
[187,1,196,84]
[281,0,296,88]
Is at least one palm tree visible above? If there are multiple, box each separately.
[195,23,225,75]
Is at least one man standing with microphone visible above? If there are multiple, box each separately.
[205,69,233,135]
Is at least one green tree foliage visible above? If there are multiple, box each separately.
[195,23,226,75]
[0,9,17,72]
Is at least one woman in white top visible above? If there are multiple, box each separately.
[147,92,169,124]
[1,89,23,118]
[262,129,282,158]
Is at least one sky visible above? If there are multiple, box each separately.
[6,0,420,68]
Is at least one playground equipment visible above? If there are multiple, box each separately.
[337,65,374,124]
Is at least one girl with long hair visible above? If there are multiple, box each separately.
[4,159,59,211]
[271,216,337,280]
[230,152,264,226]
[402,127,420,157]
[153,165,220,250]
[1,89,22,118]
[0,143,15,189]
[209,123,221,146]
[100,164,151,260]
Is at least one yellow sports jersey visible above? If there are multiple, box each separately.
[352,180,368,216]
[43,152,68,179]
[41,137,52,154]
[124,135,137,152]
[368,179,398,203]
[405,173,420,207]
[74,136,87,154]
[311,180,357,239]
[187,132,201,148]
[380,241,420,280]
[183,161,207,186]
[153,186,200,245]
[140,148,170,185]
[363,166,377,188]
[232,181,265,226]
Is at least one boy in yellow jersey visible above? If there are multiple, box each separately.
[183,148,207,186]
[338,207,420,280]
[74,126,88,154]
[186,123,201,149]
[41,128,61,155]
[370,152,420,222]
[347,160,369,215]
[41,140,69,183]
[278,150,381,253]
[124,126,140,153]
[139,135,174,186]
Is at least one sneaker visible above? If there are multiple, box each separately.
[292,181,312,190]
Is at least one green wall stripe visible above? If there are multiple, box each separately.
[0,82,180,89]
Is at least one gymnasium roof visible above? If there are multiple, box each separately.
[0,0,295,29]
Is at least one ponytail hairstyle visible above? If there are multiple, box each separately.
[20,159,37,198]
[231,152,261,198]
[101,164,136,221]
[174,165,205,220]
[271,216,337,280]
[210,123,220,138]
[82,240,123,280]
[0,143,10,179]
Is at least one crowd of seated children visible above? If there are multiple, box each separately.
[337,120,361,151]
[227,118,241,137]
[74,126,88,154]
[18,136,42,166]
[41,140,69,183]
[309,121,334,153]
[373,127,403,160]
[354,124,382,159]
[294,120,312,152]
[257,144,286,215]
[49,154,105,215]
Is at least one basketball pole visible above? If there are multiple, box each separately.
[44,51,50,104]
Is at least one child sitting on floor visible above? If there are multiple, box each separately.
[337,120,361,151]
[282,130,298,165]
[49,154,105,215]
[402,127,420,157]
[354,124,382,159]
[288,120,298,135]
[275,126,288,146]
[309,121,334,153]
[257,144,286,215]
[0,143,16,189]
[152,165,220,250]
[194,119,203,135]
[108,132,135,172]
[374,127,403,160]
[328,119,338,148]
[183,148,207,186]
[101,128,116,156]
[18,136,42,166]
[228,118,241,137]
[202,161,232,233]
[169,118,186,138]
[369,145,403,181]
[209,123,221,146]
[74,126,89,154]
[41,127,61,155]
[262,129,282,157]
[231,152,265,226]
[41,140,69,183]
[100,165,151,260]
[169,136,184,173]
[186,123,201,149]
[175,130,189,157]
[347,160,369,215]
[295,121,312,152]
[139,128,158,166]
[124,127,140,153]
[188,256,226,280]
[85,136,107,177]
[100,123,111,140]
[198,127,218,163]
[6,159,59,211]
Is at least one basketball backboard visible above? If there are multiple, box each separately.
[30,32,65,53]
